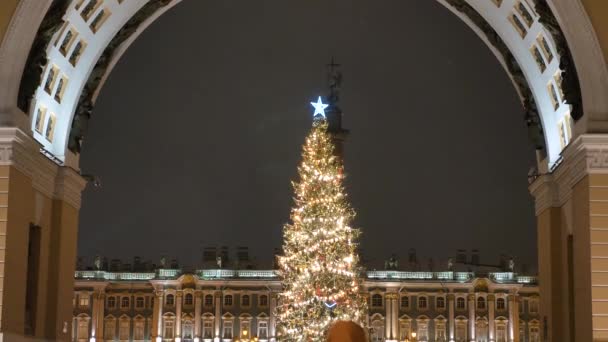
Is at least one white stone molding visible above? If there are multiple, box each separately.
[0,127,86,208]
[530,134,608,214]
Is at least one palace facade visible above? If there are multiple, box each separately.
[73,269,539,342]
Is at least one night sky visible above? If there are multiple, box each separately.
[78,0,537,271]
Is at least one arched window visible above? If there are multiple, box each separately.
[107,296,116,309]
[477,296,486,310]
[371,294,383,308]
[224,295,233,306]
[371,320,384,341]
[400,296,409,308]
[121,297,130,309]
[259,295,268,306]
[204,294,213,306]
[166,294,175,306]
[436,297,445,309]
[184,293,193,305]
[241,294,250,306]
[496,298,506,311]
[418,296,428,309]
[456,297,466,310]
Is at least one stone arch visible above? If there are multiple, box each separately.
[0,0,607,341]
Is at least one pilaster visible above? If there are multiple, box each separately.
[508,294,519,342]
[152,290,163,342]
[488,294,495,342]
[529,134,608,341]
[175,291,182,340]
[214,291,221,342]
[269,292,277,342]
[448,294,455,342]
[194,291,202,339]
[468,294,475,342]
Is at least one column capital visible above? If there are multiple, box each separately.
[155,291,164,298]
[531,134,608,214]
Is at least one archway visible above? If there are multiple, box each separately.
[0,0,607,341]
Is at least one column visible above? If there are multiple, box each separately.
[95,292,105,342]
[468,294,475,342]
[214,291,221,342]
[448,294,455,342]
[392,294,399,340]
[194,291,202,340]
[508,294,520,342]
[385,293,393,340]
[152,291,163,342]
[269,293,277,342]
[488,294,495,342]
[176,291,183,341]
[90,292,99,341]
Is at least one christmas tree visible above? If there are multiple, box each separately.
[276,97,367,341]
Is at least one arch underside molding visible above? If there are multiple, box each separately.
[0,0,605,170]
[11,0,584,171]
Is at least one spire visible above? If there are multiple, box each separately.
[325,57,347,136]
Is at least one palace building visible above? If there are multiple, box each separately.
[73,268,539,342]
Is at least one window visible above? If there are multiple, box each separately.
[166,294,174,306]
[435,321,447,341]
[496,324,508,342]
[224,295,233,306]
[54,22,68,46]
[554,72,565,100]
[418,296,427,310]
[34,107,46,133]
[135,297,144,309]
[119,318,130,340]
[436,297,445,310]
[496,298,506,311]
[59,28,76,56]
[90,8,111,33]
[491,0,503,7]
[455,321,467,342]
[223,321,233,339]
[477,297,486,310]
[258,321,268,339]
[529,299,539,314]
[241,294,250,307]
[259,294,268,306]
[183,321,194,339]
[184,293,193,306]
[43,65,58,94]
[203,320,213,339]
[204,294,213,306]
[509,13,527,38]
[456,297,466,310]
[69,40,86,66]
[81,0,100,21]
[399,321,411,340]
[400,295,409,309]
[516,2,534,27]
[134,319,144,340]
[371,294,383,308]
[240,320,251,338]
[538,35,554,63]
[530,325,540,342]
[77,317,89,340]
[104,319,116,340]
[531,45,547,72]
[54,75,67,103]
[163,320,174,339]
[107,296,116,309]
[45,113,56,141]
[519,323,526,342]
[417,321,429,341]
[559,115,573,149]
[549,82,561,110]
[370,320,384,342]
[121,297,130,309]
[79,294,90,307]
[74,0,85,10]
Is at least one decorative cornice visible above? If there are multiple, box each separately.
[530,134,608,214]
[54,167,87,209]
[0,127,86,208]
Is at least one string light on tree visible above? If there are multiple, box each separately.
[275,97,367,341]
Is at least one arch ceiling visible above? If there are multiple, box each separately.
[15,0,582,168]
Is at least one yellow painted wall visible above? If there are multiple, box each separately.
[0,1,18,46]
[582,0,608,64]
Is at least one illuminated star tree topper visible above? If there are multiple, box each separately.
[310,96,329,119]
